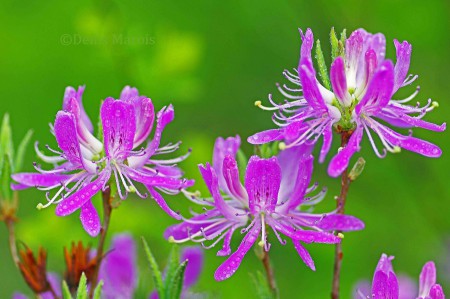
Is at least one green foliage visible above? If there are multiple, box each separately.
[330,27,346,61]
[62,281,73,299]
[14,129,33,173]
[142,237,189,299]
[76,272,88,299]
[0,114,14,168]
[1,154,12,201]
[315,39,331,90]
[251,271,277,299]
[142,237,164,298]
[256,142,280,159]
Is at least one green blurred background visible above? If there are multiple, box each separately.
[1,0,449,297]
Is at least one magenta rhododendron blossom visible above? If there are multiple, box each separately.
[11,86,193,236]
[354,254,445,299]
[248,28,445,177]
[165,135,364,280]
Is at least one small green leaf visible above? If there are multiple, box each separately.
[236,149,248,182]
[76,272,88,299]
[315,39,331,90]
[167,260,188,299]
[348,157,366,181]
[1,154,11,201]
[141,237,164,298]
[93,280,103,299]
[270,141,280,157]
[330,27,339,61]
[62,280,73,299]
[251,271,276,299]
[339,29,347,46]
[260,143,271,158]
[164,244,180,293]
[14,130,33,172]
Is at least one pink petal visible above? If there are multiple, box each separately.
[293,240,315,271]
[80,200,101,237]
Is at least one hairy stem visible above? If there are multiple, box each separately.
[89,187,112,298]
[261,249,278,298]
[331,132,352,299]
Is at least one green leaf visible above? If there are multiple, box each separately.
[76,272,88,299]
[315,39,331,90]
[164,245,181,297]
[236,149,248,182]
[62,280,73,299]
[339,29,347,46]
[141,237,164,298]
[14,129,33,172]
[167,260,188,299]
[1,154,12,201]
[330,27,339,61]
[0,114,14,171]
[270,141,280,157]
[251,271,276,299]
[93,280,103,299]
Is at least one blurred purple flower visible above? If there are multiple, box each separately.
[165,135,364,280]
[99,234,138,299]
[249,28,445,177]
[354,254,445,299]
[150,246,204,299]
[12,86,193,236]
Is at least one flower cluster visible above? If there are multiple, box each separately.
[248,28,445,177]
[354,254,445,299]
[12,86,193,236]
[166,135,364,280]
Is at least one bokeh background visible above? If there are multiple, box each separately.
[1,0,449,298]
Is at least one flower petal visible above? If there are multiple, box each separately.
[299,28,314,61]
[54,111,84,168]
[199,163,240,220]
[147,187,182,220]
[222,155,247,201]
[298,58,328,112]
[55,169,109,216]
[328,126,363,177]
[393,40,412,92]
[298,214,365,232]
[131,97,155,148]
[330,56,352,106]
[214,223,261,281]
[80,200,101,237]
[355,60,394,116]
[245,156,281,214]
[63,85,93,132]
[181,247,204,288]
[125,166,193,190]
[120,86,139,101]
[217,226,237,256]
[429,284,445,299]
[127,105,174,168]
[320,122,333,163]
[419,261,437,297]
[372,270,399,299]
[293,240,315,271]
[346,29,365,88]
[101,98,136,160]
[247,129,283,145]
[375,254,394,275]
[213,135,241,194]
[99,234,137,299]
[11,173,72,188]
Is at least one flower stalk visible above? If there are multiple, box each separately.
[331,132,353,299]
[261,249,278,298]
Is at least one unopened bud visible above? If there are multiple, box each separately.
[348,157,365,181]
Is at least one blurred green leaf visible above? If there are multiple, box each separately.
[251,271,276,299]
[76,272,88,299]
[93,280,103,299]
[0,114,14,170]
[14,129,33,172]
[330,27,339,61]
[236,148,248,182]
[1,154,12,201]
[167,260,187,299]
[315,39,331,90]
[164,245,181,294]
[142,237,164,298]
[62,281,73,299]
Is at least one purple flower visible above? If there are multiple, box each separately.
[248,28,445,177]
[12,86,193,236]
[165,135,364,280]
[150,246,204,299]
[354,254,446,299]
[99,234,138,299]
